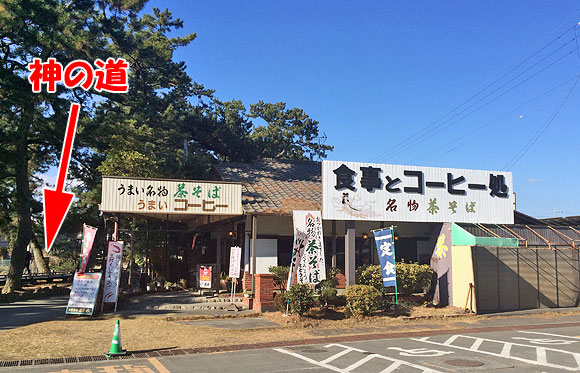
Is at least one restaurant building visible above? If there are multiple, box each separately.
[100,158,580,313]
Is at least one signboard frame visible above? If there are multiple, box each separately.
[100,176,242,216]
[66,272,102,316]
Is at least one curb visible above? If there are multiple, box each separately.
[3,320,580,368]
[401,313,476,320]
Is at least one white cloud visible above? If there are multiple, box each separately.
[527,178,541,184]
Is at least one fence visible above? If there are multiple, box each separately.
[473,246,580,313]
[0,260,9,275]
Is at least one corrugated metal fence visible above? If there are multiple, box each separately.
[473,246,580,313]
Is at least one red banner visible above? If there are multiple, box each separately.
[80,224,97,274]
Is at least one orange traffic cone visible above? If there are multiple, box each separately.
[105,320,127,357]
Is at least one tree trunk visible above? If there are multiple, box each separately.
[30,235,50,274]
[2,120,32,294]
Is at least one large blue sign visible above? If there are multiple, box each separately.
[373,228,397,287]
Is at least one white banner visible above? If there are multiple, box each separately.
[103,241,123,304]
[322,160,514,224]
[66,272,102,315]
[292,211,326,285]
[286,229,308,290]
[229,246,242,279]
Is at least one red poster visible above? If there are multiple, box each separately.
[199,265,212,289]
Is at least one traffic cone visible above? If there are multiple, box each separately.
[105,320,127,357]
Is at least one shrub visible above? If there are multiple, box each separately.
[268,266,290,292]
[274,292,287,312]
[320,285,338,307]
[286,283,314,315]
[356,265,383,291]
[326,267,341,288]
[344,285,382,317]
[396,262,434,295]
[356,263,435,296]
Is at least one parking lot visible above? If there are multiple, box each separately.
[10,323,580,372]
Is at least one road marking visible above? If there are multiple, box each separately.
[320,346,355,364]
[273,348,348,373]
[274,343,443,372]
[148,357,170,373]
[513,336,578,345]
[413,335,580,371]
[470,338,484,351]
[501,342,512,356]
[387,347,454,357]
[519,331,580,340]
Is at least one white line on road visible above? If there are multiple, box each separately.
[274,343,444,373]
[412,335,580,371]
[519,331,580,340]
[273,348,347,373]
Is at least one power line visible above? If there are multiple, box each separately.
[408,74,580,163]
[371,23,578,163]
[502,74,580,170]
[380,47,578,163]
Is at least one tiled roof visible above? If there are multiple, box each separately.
[214,158,321,215]
[541,215,580,226]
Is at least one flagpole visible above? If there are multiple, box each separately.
[285,229,297,316]
[79,224,85,273]
[391,225,398,306]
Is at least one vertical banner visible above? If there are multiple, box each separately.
[66,272,102,315]
[229,246,242,278]
[199,265,212,288]
[292,211,326,285]
[103,241,124,307]
[373,228,397,287]
[286,229,308,290]
[430,223,453,305]
[80,224,97,274]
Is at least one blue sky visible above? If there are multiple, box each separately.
[61,1,578,219]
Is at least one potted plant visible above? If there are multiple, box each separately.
[243,289,253,298]
[147,279,156,292]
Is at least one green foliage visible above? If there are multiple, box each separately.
[356,264,383,291]
[0,0,334,292]
[395,262,434,296]
[268,265,289,292]
[285,283,314,315]
[52,257,78,273]
[344,285,382,318]
[249,101,333,160]
[318,267,340,289]
[320,286,338,307]
[355,263,435,296]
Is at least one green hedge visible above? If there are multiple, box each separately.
[356,263,434,296]
[344,285,382,317]
[285,283,314,315]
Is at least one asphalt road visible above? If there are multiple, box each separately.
[0,296,69,330]
[10,323,580,372]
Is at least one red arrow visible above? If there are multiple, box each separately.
[43,103,80,253]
